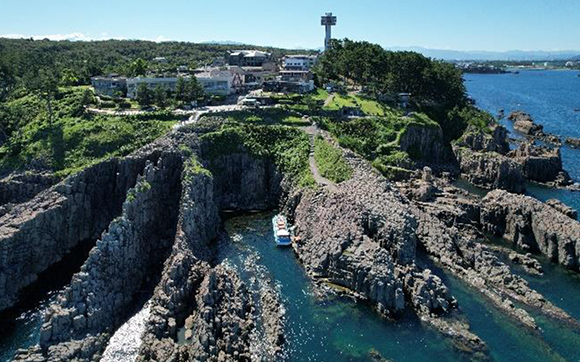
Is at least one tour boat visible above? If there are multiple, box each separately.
[272,215,292,246]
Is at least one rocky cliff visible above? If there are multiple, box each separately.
[6,119,580,361]
[34,152,182,360]
[0,144,170,313]
[508,142,571,186]
[399,123,450,164]
[285,151,487,354]
[453,146,525,193]
[0,172,58,209]
[482,190,580,270]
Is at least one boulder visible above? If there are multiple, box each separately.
[508,111,544,136]
[565,137,580,149]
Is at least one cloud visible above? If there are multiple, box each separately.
[153,35,170,43]
[1,32,94,41]
[0,32,170,42]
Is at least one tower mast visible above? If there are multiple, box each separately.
[321,12,337,51]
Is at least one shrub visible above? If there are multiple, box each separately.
[313,136,352,183]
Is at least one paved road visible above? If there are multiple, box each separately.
[87,104,255,129]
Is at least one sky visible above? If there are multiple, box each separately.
[1,0,580,52]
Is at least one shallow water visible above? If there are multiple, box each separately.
[465,70,580,210]
[206,212,580,362]
[101,301,151,362]
[1,70,579,361]
[216,213,462,362]
[0,240,95,361]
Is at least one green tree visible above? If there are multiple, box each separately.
[154,84,168,108]
[136,83,153,107]
[0,49,16,102]
[60,68,79,86]
[81,88,95,107]
[185,77,204,104]
[25,66,60,125]
[175,77,187,104]
[129,58,148,77]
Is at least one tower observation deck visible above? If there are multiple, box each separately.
[321,12,337,51]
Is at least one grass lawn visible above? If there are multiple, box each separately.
[322,92,391,116]
[205,108,311,127]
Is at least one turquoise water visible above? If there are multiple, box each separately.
[216,213,580,362]
[0,240,94,361]
[464,70,580,211]
[3,213,580,361]
[217,213,463,362]
[0,299,47,362]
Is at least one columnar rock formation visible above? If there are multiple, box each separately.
[0,172,57,208]
[508,143,571,185]
[398,123,450,164]
[0,146,168,313]
[453,121,572,191]
[286,152,486,354]
[36,153,183,360]
[482,190,580,270]
[453,146,525,193]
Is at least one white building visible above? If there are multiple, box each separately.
[194,69,235,96]
[126,77,179,98]
[126,70,235,99]
[283,55,318,71]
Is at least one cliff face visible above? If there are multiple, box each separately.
[482,190,580,270]
[0,172,58,208]
[285,152,486,353]
[138,148,286,362]
[458,126,510,154]
[453,147,526,193]
[399,124,450,164]
[7,120,580,361]
[508,143,571,185]
[203,152,282,211]
[0,148,166,313]
[37,153,183,359]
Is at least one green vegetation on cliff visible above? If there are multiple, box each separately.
[318,112,439,177]
[0,87,178,176]
[200,122,315,187]
[313,136,352,183]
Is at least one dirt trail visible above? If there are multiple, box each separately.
[302,124,338,192]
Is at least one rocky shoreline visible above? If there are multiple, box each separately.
[3,117,580,361]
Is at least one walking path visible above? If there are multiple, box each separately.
[302,124,338,192]
[323,93,335,108]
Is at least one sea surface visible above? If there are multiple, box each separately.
[182,213,580,362]
[464,69,580,210]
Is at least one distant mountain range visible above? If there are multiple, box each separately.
[201,41,580,61]
[386,46,580,61]
[201,40,245,46]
